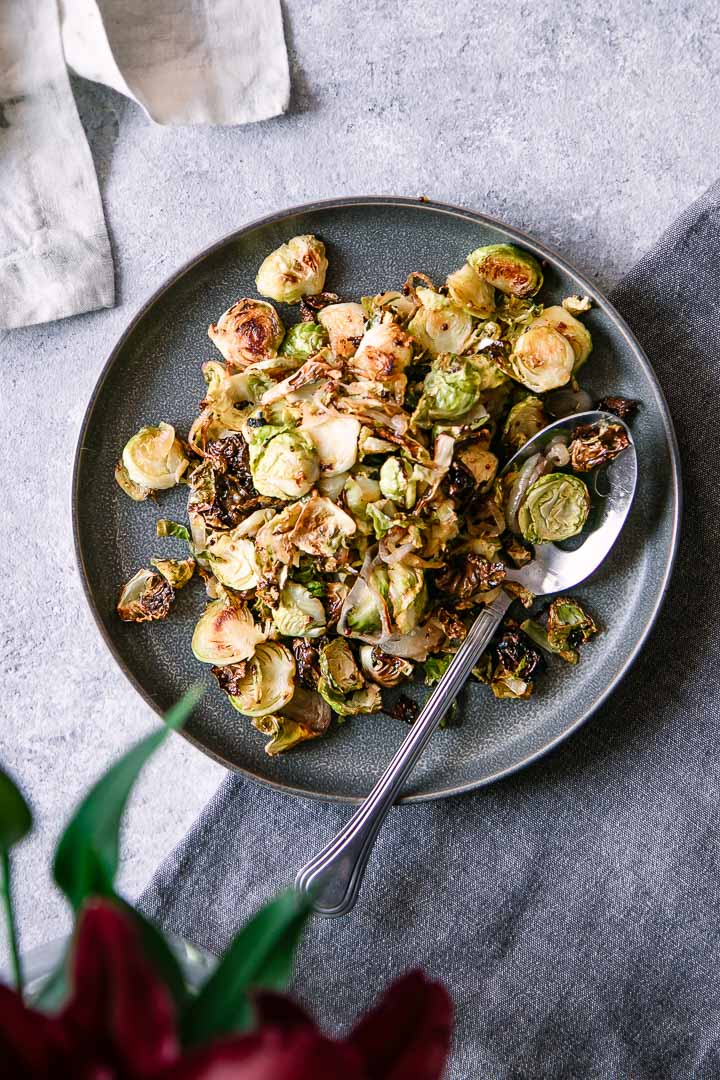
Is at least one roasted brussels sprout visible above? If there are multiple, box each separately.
[317,678,382,717]
[226,642,296,717]
[156,519,191,542]
[506,326,575,392]
[279,321,328,360]
[273,582,326,638]
[359,646,414,687]
[117,569,174,622]
[191,600,265,665]
[302,415,360,477]
[344,473,382,533]
[562,294,592,316]
[412,354,483,427]
[319,638,363,693]
[121,423,189,492]
[436,554,506,601]
[568,420,631,472]
[388,564,427,634]
[291,637,323,689]
[455,439,499,493]
[487,625,545,699]
[468,244,543,298]
[503,396,548,450]
[379,457,417,509]
[250,712,322,756]
[318,302,366,358]
[288,494,357,558]
[256,234,328,304]
[407,288,474,357]
[205,531,259,591]
[208,298,284,369]
[187,460,251,532]
[531,305,592,371]
[521,597,598,664]
[251,431,319,500]
[348,320,413,395]
[518,473,590,543]
[150,557,195,590]
[446,262,496,318]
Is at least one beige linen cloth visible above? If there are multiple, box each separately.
[0,0,289,329]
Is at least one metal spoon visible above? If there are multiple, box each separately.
[295,411,637,916]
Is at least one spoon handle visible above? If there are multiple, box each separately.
[295,592,512,916]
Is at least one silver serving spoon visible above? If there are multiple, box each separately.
[295,411,637,916]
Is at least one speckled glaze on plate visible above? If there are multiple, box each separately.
[72,198,680,804]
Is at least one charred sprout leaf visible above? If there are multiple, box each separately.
[388,563,427,634]
[250,714,320,755]
[292,561,327,598]
[117,569,174,622]
[291,637,323,689]
[531,305,592,371]
[150,557,195,590]
[436,554,506,601]
[279,321,328,360]
[468,244,543,298]
[317,676,382,717]
[379,456,417,509]
[204,434,254,484]
[227,642,296,717]
[187,460,256,531]
[490,625,545,699]
[255,235,328,304]
[504,581,534,608]
[208,298,284,368]
[156,519,191,542]
[115,460,151,501]
[273,582,327,638]
[122,423,189,491]
[299,291,341,319]
[252,431,319,500]
[383,694,419,725]
[192,600,265,665]
[435,607,468,644]
[569,420,631,472]
[518,473,590,543]
[456,439,499,492]
[503,396,548,450]
[424,654,452,686]
[521,596,599,664]
[505,536,533,568]
[349,319,414,400]
[291,494,357,557]
[595,396,640,420]
[211,661,249,695]
[359,646,414,687]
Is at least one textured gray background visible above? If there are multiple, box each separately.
[1,0,719,961]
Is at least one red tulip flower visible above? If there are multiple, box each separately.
[0,899,452,1079]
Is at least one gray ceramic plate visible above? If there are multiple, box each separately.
[73,197,680,803]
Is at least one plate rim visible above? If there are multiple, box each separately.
[72,195,682,804]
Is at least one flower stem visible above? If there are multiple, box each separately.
[0,849,23,996]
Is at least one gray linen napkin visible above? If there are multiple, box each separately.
[140,182,720,1080]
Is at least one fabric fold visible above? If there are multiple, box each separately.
[140,181,720,1080]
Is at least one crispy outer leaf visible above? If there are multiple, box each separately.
[181,889,311,1046]
[0,769,32,852]
[53,686,203,911]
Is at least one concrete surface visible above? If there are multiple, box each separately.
[1,0,719,962]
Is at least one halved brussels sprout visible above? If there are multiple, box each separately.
[290,495,356,557]
[251,431,319,500]
[259,354,339,407]
[319,638,364,693]
[339,564,390,639]
[150,557,195,590]
[388,564,427,634]
[503,396,548,450]
[205,532,259,591]
[255,234,328,304]
[568,420,630,472]
[254,502,304,568]
[250,711,324,755]
[407,288,474,357]
[279,321,328,360]
[411,354,483,427]
[361,290,417,324]
[302,414,360,476]
[531,305,592,371]
[121,423,189,491]
[117,569,174,623]
[518,473,590,543]
[486,626,545,699]
[436,554,506,601]
[227,642,296,717]
[192,600,265,665]
[521,597,598,664]
[348,320,413,392]
[446,263,496,318]
[273,582,326,638]
[379,457,416,509]
[318,302,366,358]
[468,244,543,298]
[317,678,382,717]
[359,646,414,687]
[208,299,284,369]
[507,325,575,393]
